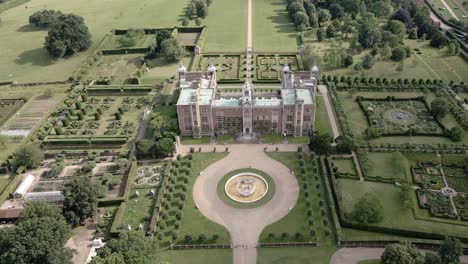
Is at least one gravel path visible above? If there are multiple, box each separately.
[191,145,300,264]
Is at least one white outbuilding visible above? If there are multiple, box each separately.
[13,174,35,198]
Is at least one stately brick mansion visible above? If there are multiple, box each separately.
[176,63,318,138]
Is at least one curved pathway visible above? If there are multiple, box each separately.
[192,145,300,264]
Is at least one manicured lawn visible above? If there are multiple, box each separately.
[141,56,193,85]
[216,134,235,144]
[216,168,276,209]
[156,249,232,264]
[253,0,298,52]
[337,179,468,239]
[336,90,468,145]
[332,158,357,175]
[288,136,309,144]
[181,136,211,145]
[261,133,283,144]
[260,152,334,246]
[315,95,334,136]
[0,175,11,195]
[177,153,231,244]
[121,188,155,229]
[202,0,246,52]
[0,0,186,81]
[257,246,337,264]
[363,152,410,181]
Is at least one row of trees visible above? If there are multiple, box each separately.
[182,0,212,26]
[29,10,91,58]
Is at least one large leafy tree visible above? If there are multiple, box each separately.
[431,98,450,119]
[94,231,152,264]
[155,137,174,157]
[439,237,462,264]
[160,38,184,62]
[381,242,424,264]
[0,201,72,264]
[309,132,332,155]
[12,143,43,170]
[29,9,63,28]
[44,14,91,58]
[155,30,173,52]
[62,176,99,225]
[350,192,383,224]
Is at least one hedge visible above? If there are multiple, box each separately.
[43,136,128,146]
[109,202,127,236]
[97,197,125,206]
[148,160,172,234]
[320,157,343,243]
[0,175,22,207]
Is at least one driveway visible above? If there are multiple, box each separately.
[191,145,300,264]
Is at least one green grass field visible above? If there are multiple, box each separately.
[261,133,283,144]
[253,0,298,52]
[257,246,337,264]
[201,0,246,52]
[121,188,155,228]
[0,0,186,82]
[332,158,357,175]
[337,179,468,239]
[156,249,232,264]
[315,95,334,136]
[177,153,231,244]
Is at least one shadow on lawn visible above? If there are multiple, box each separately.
[15,47,56,66]
[17,24,45,32]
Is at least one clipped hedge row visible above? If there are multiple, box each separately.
[43,136,128,146]
[148,160,172,234]
[320,157,343,243]
[97,197,125,206]
[109,202,127,236]
[0,175,22,207]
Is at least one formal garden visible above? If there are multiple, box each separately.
[254,54,303,82]
[193,54,244,82]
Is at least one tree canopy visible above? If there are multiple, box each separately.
[351,192,383,224]
[29,9,63,28]
[160,38,184,62]
[12,143,43,170]
[0,201,72,264]
[62,176,99,225]
[431,98,450,119]
[94,231,152,264]
[439,237,462,264]
[381,242,424,264]
[44,14,91,58]
[309,132,332,155]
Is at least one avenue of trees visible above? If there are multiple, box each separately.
[29,10,92,58]
[183,0,212,26]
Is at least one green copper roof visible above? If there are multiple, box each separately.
[177,89,213,105]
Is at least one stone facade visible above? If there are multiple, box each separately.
[176,63,318,138]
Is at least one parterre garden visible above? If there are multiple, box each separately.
[254,54,303,82]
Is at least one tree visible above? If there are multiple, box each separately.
[400,183,412,208]
[317,8,331,25]
[160,38,184,62]
[44,14,91,58]
[361,54,374,69]
[186,2,197,18]
[155,137,175,157]
[12,144,43,170]
[62,176,99,225]
[309,12,319,28]
[351,192,383,224]
[195,17,202,26]
[439,237,462,264]
[96,231,152,264]
[380,42,392,59]
[137,139,154,157]
[316,27,324,41]
[29,9,63,28]
[195,0,208,18]
[288,2,306,18]
[343,54,353,67]
[430,31,448,48]
[90,253,126,264]
[431,98,450,119]
[309,132,331,155]
[358,24,382,49]
[326,24,336,38]
[0,201,72,264]
[293,12,309,29]
[391,8,413,29]
[424,252,442,264]
[156,30,173,52]
[335,135,355,153]
[182,17,189,26]
[329,3,345,19]
[448,127,463,142]
[447,41,460,56]
[381,242,424,264]
[391,46,407,61]
[387,20,406,37]
[303,1,316,16]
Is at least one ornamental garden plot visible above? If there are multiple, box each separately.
[412,162,468,221]
[193,54,244,82]
[33,88,153,148]
[255,54,303,82]
[356,96,445,136]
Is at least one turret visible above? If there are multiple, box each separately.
[178,63,186,82]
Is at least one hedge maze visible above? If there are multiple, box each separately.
[357,96,446,137]
[255,54,302,82]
